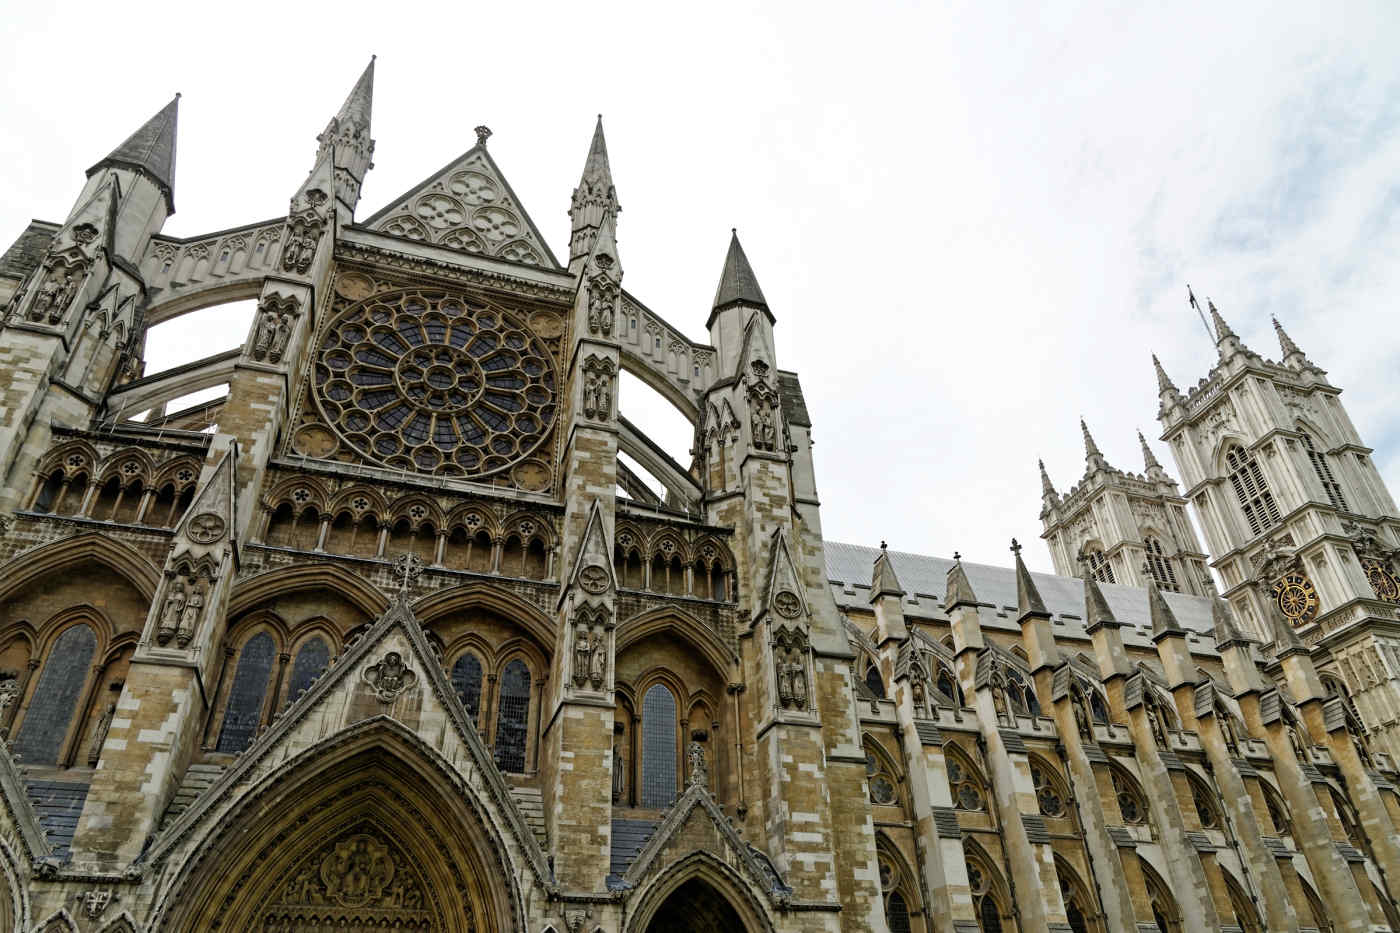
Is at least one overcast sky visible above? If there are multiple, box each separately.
[3,2,1398,572]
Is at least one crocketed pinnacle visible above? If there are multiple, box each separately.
[1012,539,1050,620]
[1146,574,1186,641]
[1210,591,1250,649]
[1272,315,1308,363]
[1039,459,1057,498]
[579,115,614,192]
[1080,418,1101,459]
[1138,430,1162,471]
[1082,573,1118,633]
[1209,299,1236,342]
[871,542,906,599]
[712,229,768,312]
[1152,353,1178,394]
[337,56,375,134]
[88,95,180,209]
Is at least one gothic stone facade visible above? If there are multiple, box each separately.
[0,61,1398,933]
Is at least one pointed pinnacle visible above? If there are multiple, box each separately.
[1081,572,1119,633]
[871,545,906,599]
[1210,591,1249,649]
[1145,572,1186,641]
[1039,459,1058,498]
[580,114,613,186]
[1272,315,1303,358]
[88,95,180,209]
[1080,418,1102,459]
[1138,430,1162,471]
[336,56,375,131]
[1012,539,1050,620]
[1208,299,1236,341]
[712,229,768,312]
[1268,599,1308,656]
[1152,353,1178,394]
[944,558,979,612]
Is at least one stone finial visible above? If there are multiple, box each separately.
[1208,299,1235,341]
[1080,418,1111,472]
[1012,539,1050,620]
[944,557,978,612]
[1209,587,1251,650]
[1138,430,1162,472]
[1081,571,1119,633]
[1038,459,1058,498]
[336,57,376,133]
[1272,315,1301,358]
[871,544,905,600]
[1266,591,1309,658]
[1152,353,1178,395]
[1145,570,1186,642]
[474,125,492,147]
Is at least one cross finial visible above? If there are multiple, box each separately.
[880,540,887,552]
[474,125,492,147]
[392,552,424,594]
[953,551,961,563]
[1010,538,1022,556]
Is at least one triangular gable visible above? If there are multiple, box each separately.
[621,782,789,906]
[363,143,560,269]
[563,497,616,604]
[760,528,809,625]
[144,591,551,884]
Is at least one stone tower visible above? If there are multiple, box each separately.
[1156,299,1400,755]
[1040,419,1210,595]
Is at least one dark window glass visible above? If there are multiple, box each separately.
[888,892,912,933]
[217,632,276,753]
[284,637,329,709]
[494,660,530,773]
[641,684,678,808]
[865,665,885,699]
[451,653,484,726]
[980,895,1003,933]
[13,623,96,765]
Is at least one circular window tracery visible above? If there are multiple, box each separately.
[314,290,557,477]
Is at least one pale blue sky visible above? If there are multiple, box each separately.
[3,1,1397,571]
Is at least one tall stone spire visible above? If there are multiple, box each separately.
[710,230,769,318]
[314,57,376,215]
[569,115,620,267]
[337,55,375,132]
[87,95,180,212]
[1208,299,1235,341]
[1152,353,1177,394]
[1039,459,1058,499]
[1080,418,1110,472]
[1138,430,1163,474]
[1271,315,1320,374]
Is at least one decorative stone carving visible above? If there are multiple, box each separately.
[774,627,809,710]
[80,889,113,920]
[267,828,442,928]
[688,741,708,788]
[87,681,122,767]
[177,582,204,648]
[249,294,301,363]
[582,354,615,420]
[571,605,608,690]
[187,512,226,544]
[158,578,186,645]
[282,188,329,275]
[392,552,424,593]
[363,652,416,702]
[586,274,617,336]
[773,590,801,619]
[578,564,609,595]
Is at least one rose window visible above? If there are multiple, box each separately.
[314,290,557,477]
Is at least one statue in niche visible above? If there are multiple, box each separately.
[587,278,616,336]
[1218,706,1241,754]
[911,677,927,715]
[48,273,78,323]
[0,672,19,730]
[573,626,591,688]
[252,308,277,359]
[29,272,64,321]
[612,742,625,803]
[760,405,776,450]
[590,630,606,689]
[989,675,1012,727]
[87,681,122,767]
[282,229,319,274]
[158,579,187,645]
[270,313,292,362]
[777,656,794,707]
[1072,690,1092,740]
[688,741,707,788]
[177,581,204,647]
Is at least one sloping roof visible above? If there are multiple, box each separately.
[711,230,768,311]
[0,220,58,280]
[823,541,1218,655]
[89,96,179,209]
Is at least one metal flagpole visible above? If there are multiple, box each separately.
[1187,285,1214,345]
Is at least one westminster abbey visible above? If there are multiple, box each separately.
[1,59,1399,932]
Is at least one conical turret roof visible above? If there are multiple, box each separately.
[88,95,180,210]
[712,230,769,313]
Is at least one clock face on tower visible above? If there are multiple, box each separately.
[312,288,558,478]
[1363,559,1400,603]
[1272,572,1320,626]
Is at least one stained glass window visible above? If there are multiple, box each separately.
[13,623,96,765]
[864,665,885,699]
[887,892,911,933]
[451,653,484,726]
[641,684,678,808]
[493,660,529,773]
[284,637,329,709]
[217,632,275,753]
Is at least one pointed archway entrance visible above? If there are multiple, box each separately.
[645,879,749,932]
[152,722,525,931]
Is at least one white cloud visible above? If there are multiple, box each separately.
[4,0,1397,572]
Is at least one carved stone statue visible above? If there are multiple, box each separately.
[789,659,809,708]
[253,309,277,359]
[159,579,186,645]
[590,634,606,689]
[1073,693,1092,739]
[282,230,319,274]
[572,627,591,688]
[270,313,292,362]
[990,676,1012,726]
[177,582,204,647]
[612,743,624,803]
[688,741,707,788]
[911,677,927,715]
[777,657,794,707]
[87,682,122,767]
[48,273,77,323]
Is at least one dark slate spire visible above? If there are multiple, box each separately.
[943,554,979,612]
[1152,353,1178,394]
[337,56,375,132]
[712,230,769,314]
[88,95,180,212]
[1011,539,1050,621]
[870,542,906,600]
[1082,572,1119,634]
[1146,570,1186,643]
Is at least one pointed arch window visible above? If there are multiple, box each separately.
[1142,859,1181,932]
[964,852,1007,933]
[450,652,484,727]
[1188,771,1221,829]
[1225,445,1281,536]
[1144,537,1179,591]
[1225,871,1262,933]
[864,743,898,806]
[864,663,885,699]
[1031,759,1066,817]
[946,748,987,812]
[493,660,530,773]
[877,852,915,933]
[1111,765,1148,825]
[283,636,329,709]
[13,623,96,766]
[1300,431,1348,510]
[1084,548,1115,584]
[641,683,678,808]
[217,631,276,754]
[1261,780,1292,836]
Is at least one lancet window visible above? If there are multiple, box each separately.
[1300,430,1348,510]
[1030,758,1067,818]
[450,652,484,727]
[864,741,899,807]
[1225,444,1281,536]
[1143,537,1178,591]
[283,636,329,709]
[216,631,276,754]
[1084,547,1115,584]
[1142,859,1181,932]
[1188,771,1221,829]
[946,747,987,812]
[1111,765,1148,825]
[964,848,1008,933]
[12,622,97,766]
[877,849,916,933]
[493,659,530,773]
[640,683,678,808]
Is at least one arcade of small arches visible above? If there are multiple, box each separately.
[23,441,202,530]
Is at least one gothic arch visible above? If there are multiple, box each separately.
[0,533,160,605]
[149,718,528,931]
[616,607,740,679]
[624,850,775,933]
[412,582,556,653]
[0,833,26,933]
[228,563,390,619]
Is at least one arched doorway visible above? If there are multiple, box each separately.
[645,879,748,932]
[153,722,523,931]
